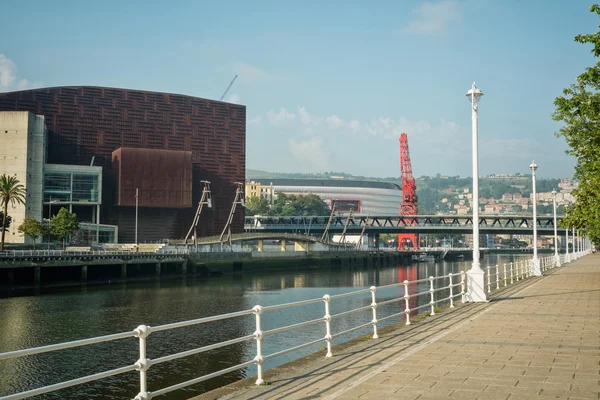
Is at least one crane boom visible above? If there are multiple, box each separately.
[219,75,238,101]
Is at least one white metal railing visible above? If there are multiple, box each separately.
[0,271,466,400]
[1,249,591,400]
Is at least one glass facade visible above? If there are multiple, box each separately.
[43,167,101,204]
[78,223,118,244]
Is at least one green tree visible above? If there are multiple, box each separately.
[50,208,79,249]
[245,196,271,216]
[0,211,11,232]
[270,193,331,216]
[18,217,43,249]
[553,4,600,244]
[0,174,26,251]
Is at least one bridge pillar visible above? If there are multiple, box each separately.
[294,241,308,252]
[257,239,264,252]
[182,261,188,276]
[280,240,287,252]
[80,265,88,282]
[34,267,41,285]
[121,264,127,280]
[156,262,162,278]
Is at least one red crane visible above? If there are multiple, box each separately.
[398,133,419,250]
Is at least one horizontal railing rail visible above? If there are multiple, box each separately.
[0,249,590,400]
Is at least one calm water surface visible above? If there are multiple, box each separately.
[0,254,529,399]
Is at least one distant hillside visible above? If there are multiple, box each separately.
[246,169,398,182]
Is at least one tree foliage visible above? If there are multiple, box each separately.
[0,212,11,232]
[0,174,26,251]
[553,4,600,244]
[270,193,331,216]
[245,196,271,216]
[18,217,43,249]
[50,208,79,249]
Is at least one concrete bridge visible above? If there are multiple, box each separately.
[245,214,562,235]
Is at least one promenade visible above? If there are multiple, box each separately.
[198,256,600,400]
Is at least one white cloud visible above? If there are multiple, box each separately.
[0,53,41,92]
[325,114,344,129]
[297,106,313,125]
[247,115,262,125]
[233,62,272,84]
[402,0,461,35]
[227,93,241,104]
[289,136,330,171]
[0,54,17,88]
[267,107,296,125]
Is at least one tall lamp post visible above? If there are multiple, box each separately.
[551,189,560,267]
[465,82,486,302]
[135,188,139,249]
[529,161,541,276]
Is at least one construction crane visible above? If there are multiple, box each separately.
[219,75,238,101]
[398,133,419,250]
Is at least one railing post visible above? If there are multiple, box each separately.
[429,276,435,315]
[486,266,491,293]
[253,305,265,385]
[370,286,379,339]
[495,264,500,290]
[460,271,466,303]
[134,325,151,400]
[403,279,411,325]
[448,273,454,308]
[322,295,333,357]
[503,263,507,287]
[510,262,514,283]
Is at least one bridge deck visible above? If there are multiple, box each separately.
[197,256,600,400]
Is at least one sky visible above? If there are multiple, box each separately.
[0,0,598,178]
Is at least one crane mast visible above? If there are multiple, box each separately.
[398,133,419,250]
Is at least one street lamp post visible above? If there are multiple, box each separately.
[529,161,541,276]
[565,227,569,262]
[135,188,139,249]
[572,227,576,259]
[552,189,560,267]
[465,82,486,302]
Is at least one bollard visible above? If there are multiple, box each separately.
[503,263,507,287]
[486,266,491,293]
[495,264,500,290]
[460,271,466,303]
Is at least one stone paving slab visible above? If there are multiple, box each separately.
[193,256,600,400]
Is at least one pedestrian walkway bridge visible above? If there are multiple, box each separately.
[0,251,595,400]
[245,214,562,235]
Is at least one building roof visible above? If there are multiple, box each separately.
[253,178,402,191]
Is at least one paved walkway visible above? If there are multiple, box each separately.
[197,256,600,400]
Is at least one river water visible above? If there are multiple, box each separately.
[0,254,529,399]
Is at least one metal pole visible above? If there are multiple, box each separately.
[552,190,560,266]
[530,162,540,276]
[465,82,486,302]
[135,188,139,248]
[565,227,569,262]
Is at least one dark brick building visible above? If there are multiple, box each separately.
[0,86,246,242]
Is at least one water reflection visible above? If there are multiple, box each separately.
[0,254,529,399]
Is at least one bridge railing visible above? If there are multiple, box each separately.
[0,252,590,400]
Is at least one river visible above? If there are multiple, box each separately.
[0,254,529,399]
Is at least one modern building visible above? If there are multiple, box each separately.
[252,179,403,214]
[0,112,46,244]
[245,181,275,204]
[0,86,246,244]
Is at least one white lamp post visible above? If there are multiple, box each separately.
[565,227,570,262]
[135,188,139,249]
[573,227,576,259]
[465,82,486,302]
[529,161,541,276]
[552,189,560,267]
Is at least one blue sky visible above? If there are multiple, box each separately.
[0,0,597,178]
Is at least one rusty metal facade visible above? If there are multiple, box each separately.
[112,148,192,208]
[0,86,246,242]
